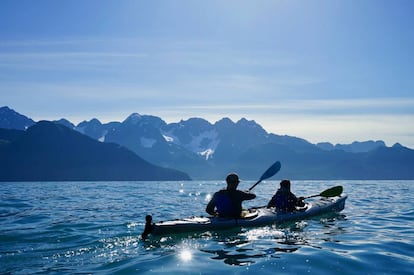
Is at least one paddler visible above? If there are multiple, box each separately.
[267,179,305,212]
[206,173,256,218]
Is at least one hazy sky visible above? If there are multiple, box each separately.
[1,0,413,148]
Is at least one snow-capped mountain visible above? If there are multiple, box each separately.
[62,114,326,178]
[50,112,293,178]
[3,106,413,180]
[162,118,219,160]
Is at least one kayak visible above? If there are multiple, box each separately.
[142,195,347,237]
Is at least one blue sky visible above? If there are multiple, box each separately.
[1,0,414,148]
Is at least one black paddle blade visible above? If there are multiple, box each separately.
[320,185,343,197]
[259,161,281,181]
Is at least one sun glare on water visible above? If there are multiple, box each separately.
[179,249,193,261]
[205,193,212,202]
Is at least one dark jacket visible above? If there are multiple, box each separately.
[206,189,256,218]
[267,189,305,212]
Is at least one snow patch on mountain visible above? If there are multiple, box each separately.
[140,137,156,148]
[191,130,220,159]
[98,130,108,142]
[162,129,220,160]
[199,148,215,160]
[162,134,174,142]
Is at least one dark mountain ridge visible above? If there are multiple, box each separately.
[0,121,190,181]
[0,106,35,130]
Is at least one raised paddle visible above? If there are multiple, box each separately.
[248,161,281,191]
[304,185,343,199]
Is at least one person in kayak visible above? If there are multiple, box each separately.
[267,179,305,212]
[206,173,256,218]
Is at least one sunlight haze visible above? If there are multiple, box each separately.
[1,0,413,148]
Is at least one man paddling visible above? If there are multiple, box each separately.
[206,173,256,218]
[267,179,305,212]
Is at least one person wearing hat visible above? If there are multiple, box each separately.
[267,179,305,212]
[206,173,256,218]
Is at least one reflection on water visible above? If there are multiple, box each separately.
[200,224,304,266]
[202,247,263,266]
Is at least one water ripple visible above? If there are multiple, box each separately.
[1,181,414,274]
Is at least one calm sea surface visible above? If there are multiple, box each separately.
[1,180,413,274]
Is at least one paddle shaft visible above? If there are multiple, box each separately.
[248,179,263,192]
[304,185,343,199]
[305,194,322,199]
[248,161,281,191]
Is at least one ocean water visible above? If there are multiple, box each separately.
[1,180,413,274]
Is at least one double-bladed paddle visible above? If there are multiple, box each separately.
[248,161,281,191]
[304,185,343,199]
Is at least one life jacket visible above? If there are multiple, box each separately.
[274,192,296,212]
[215,191,240,218]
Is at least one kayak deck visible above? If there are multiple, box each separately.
[143,195,347,237]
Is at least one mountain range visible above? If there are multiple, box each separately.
[1,106,414,180]
[0,120,190,181]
